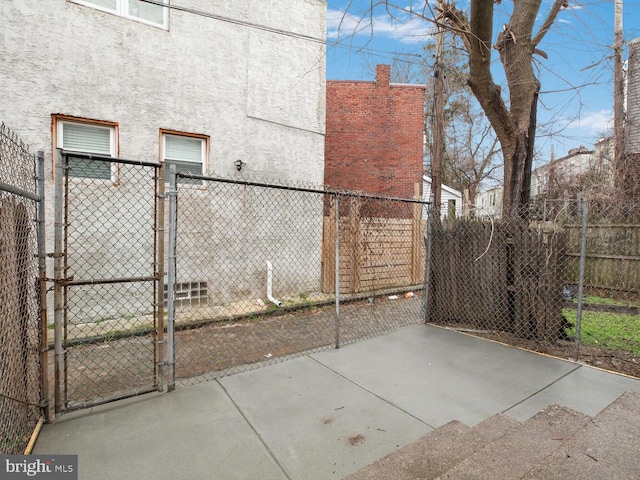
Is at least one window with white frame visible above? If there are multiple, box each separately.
[57,119,117,180]
[72,0,168,28]
[163,133,207,185]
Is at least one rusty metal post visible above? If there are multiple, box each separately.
[53,149,65,415]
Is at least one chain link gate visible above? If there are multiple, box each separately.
[53,150,164,413]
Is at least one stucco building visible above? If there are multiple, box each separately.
[1,0,327,319]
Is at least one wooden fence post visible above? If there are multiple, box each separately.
[412,183,422,284]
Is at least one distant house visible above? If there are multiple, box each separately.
[422,176,463,220]
[624,38,640,198]
[531,146,594,199]
[475,186,504,219]
[324,64,426,200]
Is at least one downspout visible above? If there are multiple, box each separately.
[266,261,282,307]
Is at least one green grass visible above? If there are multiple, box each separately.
[577,295,640,308]
[564,308,640,355]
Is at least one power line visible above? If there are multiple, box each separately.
[139,0,325,43]
[139,0,430,66]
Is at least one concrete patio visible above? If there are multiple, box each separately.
[33,324,640,479]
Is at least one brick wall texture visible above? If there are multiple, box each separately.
[324,64,426,200]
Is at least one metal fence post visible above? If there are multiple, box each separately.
[423,204,434,323]
[166,165,177,391]
[53,149,65,415]
[155,163,166,392]
[334,194,340,349]
[574,197,588,360]
[36,150,52,421]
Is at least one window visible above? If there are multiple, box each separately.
[57,119,117,180]
[72,0,168,28]
[162,133,207,185]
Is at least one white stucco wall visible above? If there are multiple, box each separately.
[1,0,325,177]
[1,0,327,323]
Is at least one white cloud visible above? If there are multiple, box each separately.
[326,6,435,44]
[565,109,612,135]
[578,109,613,133]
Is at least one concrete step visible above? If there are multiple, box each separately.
[522,391,640,479]
[435,404,590,480]
[344,414,518,480]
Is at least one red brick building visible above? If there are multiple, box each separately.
[324,64,426,200]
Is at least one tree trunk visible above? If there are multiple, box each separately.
[440,0,561,218]
[466,0,542,217]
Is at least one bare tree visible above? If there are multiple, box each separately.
[437,0,566,217]
[342,0,566,217]
[445,98,502,207]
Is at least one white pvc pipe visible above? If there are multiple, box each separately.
[266,261,282,307]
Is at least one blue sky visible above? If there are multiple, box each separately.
[325,0,640,162]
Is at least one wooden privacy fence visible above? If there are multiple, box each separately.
[322,195,425,294]
[427,220,566,341]
[565,223,640,296]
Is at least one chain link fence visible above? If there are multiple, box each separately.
[0,123,45,453]
[425,198,640,377]
[46,150,640,412]
[167,172,429,387]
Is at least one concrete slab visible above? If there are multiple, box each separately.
[505,361,640,421]
[219,355,431,480]
[31,323,640,480]
[312,325,578,427]
[33,381,288,480]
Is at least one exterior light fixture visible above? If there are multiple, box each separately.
[234,159,246,171]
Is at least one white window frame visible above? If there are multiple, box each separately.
[71,0,169,29]
[56,119,118,181]
[162,132,208,186]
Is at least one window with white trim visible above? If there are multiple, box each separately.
[72,0,168,29]
[163,133,207,185]
[57,120,117,180]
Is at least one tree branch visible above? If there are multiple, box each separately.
[532,0,564,48]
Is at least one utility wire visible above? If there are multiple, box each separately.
[139,0,325,43]
[139,0,429,65]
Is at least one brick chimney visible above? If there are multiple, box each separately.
[375,64,390,87]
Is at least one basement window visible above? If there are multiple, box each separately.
[164,281,208,306]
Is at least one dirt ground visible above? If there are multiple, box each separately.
[56,294,640,409]
[468,329,640,379]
